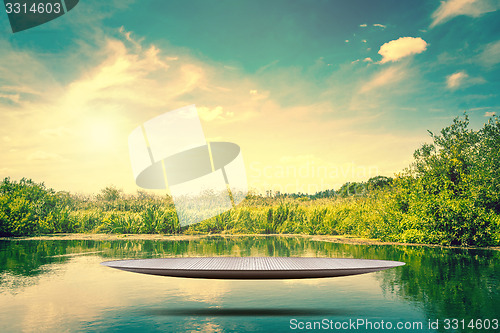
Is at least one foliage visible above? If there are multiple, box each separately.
[0,178,76,236]
[0,114,498,246]
[97,186,122,202]
[389,114,500,246]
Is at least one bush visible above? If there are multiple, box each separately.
[388,114,500,246]
[0,178,66,236]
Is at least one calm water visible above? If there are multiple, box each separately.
[0,236,498,332]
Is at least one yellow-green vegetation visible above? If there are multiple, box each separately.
[1,114,499,246]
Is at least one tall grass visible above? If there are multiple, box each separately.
[1,179,499,246]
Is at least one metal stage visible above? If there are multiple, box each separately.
[101,257,405,279]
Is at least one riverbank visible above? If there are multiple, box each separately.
[3,233,499,251]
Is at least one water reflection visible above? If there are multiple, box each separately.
[145,307,350,317]
[377,246,500,321]
[0,236,498,332]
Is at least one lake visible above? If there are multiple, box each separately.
[0,235,498,332]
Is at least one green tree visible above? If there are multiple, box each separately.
[0,178,63,236]
[367,176,393,191]
[338,181,366,197]
[390,114,499,246]
[98,186,122,202]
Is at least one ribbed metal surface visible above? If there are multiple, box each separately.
[101,257,405,279]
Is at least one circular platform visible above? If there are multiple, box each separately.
[101,257,405,279]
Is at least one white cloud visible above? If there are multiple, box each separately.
[378,37,428,64]
[118,26,144,50]
[373,24,386,28]
[360,24,367,27]
[363,57,373,62]
[345,40,349,43]
[198,106,223,121]
[249,89,269,100]
[478,40,500,66]
[430,0,500,28]
[360,66,406,93]
[447,71,469,89]
[61,38,202,111]
[446,70,485,89]
[484,111,496,117]
[0,26,440,195]
[197,106,232,122]
[362,40,367,43]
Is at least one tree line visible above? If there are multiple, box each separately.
[1,114,499,246]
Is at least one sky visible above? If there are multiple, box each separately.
[1,0,499,195]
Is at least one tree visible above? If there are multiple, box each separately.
[0,178,61,236]
[390,114,499,246]
[367,176,393,190]
[98,186,122,201]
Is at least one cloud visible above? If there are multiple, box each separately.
[0,40,59,100]
[446,70,485,89]
[61,38,202,111]
[360,66,406,93]
[478,40,500,66]
[345,40,349,43]
[373,24,386,28]
[363,57,373,63]
[118,26,144,50]
[0,93,20,103]
[249,89,269,100]
[484,111,496,117]
[198,106,234,122]
[447,71,468,89]
[360,24,367,27]
[378,37,428,64]
[430,0,500,28]
[0,24,441,195]
[1,85,41,95]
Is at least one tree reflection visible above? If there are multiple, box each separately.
[1,236,498,327]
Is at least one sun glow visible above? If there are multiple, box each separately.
[85,117,119,149]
